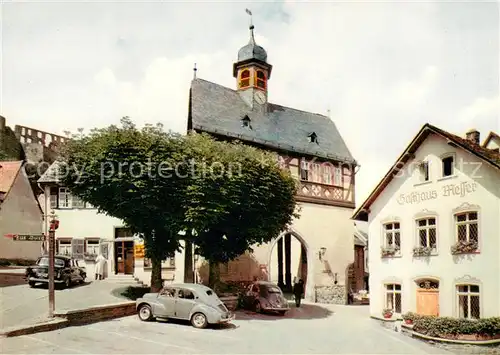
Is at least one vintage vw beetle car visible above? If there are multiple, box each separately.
[25,255,86,289]
[241,281,289,315]
[136,283,234,329]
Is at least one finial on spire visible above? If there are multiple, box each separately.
[193,63,197,79]
[245,8,256,44]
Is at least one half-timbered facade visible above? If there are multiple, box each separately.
[187,23,357,304]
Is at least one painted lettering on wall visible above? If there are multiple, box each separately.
[397,181,477,205]
[442,181,477,197]
[397,191,438,205]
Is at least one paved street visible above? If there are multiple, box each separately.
[1,280,135,329]
[1,304,453,354]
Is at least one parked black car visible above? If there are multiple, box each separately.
[240,281,290,315]
[26,255,86,289]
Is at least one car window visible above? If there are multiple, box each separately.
[267,286,282,293]
[38,257,65,267]
[160,288,175,297]
[177,289,195,300]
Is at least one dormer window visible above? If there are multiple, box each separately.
[308,132,318,143]
[256,70,266,89]
[241,115,251,128]
[239,69,250,89]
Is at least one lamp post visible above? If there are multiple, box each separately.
[48,210,59,318]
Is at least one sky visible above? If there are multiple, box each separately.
[1,0,499,206]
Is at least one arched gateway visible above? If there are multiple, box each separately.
[267,229,315,301]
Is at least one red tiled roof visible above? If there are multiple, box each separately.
[352,124,500,222]
[0,161,23,202]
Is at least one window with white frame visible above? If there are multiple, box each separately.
[420,161,429,182]
[72,195,85,209]
[416,217,437,250]
[333,167,342,186]
[300,159,309,180]
[57,239,72,256]
[457,284,480,319]
[383,222,401,251]
[310,163,321,183]
[85,239,100,257]
[321,164,332,185]
[58,187,72,208]
[455,212,478,244]
[385,284,402,313]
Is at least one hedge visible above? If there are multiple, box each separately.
[403,313,500,337]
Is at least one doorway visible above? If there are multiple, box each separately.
[270,233,308,293]
[114,241,134,274]
[416,279,439,316]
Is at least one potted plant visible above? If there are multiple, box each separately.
[451,240,478,255]
[402,312,417,325]
[382,308,393,319]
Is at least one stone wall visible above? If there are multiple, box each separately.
[315,285,347,305]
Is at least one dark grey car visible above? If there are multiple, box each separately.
[241,281,290,315]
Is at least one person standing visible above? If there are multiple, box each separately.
[95,253,106,280]
[293,279,304,307]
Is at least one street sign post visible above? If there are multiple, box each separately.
[47,211,59,318]
[48,229,55,318]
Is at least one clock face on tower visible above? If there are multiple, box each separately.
[254,90,266,105]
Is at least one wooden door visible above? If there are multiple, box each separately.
[115,242,125,274]
[416,289,439,316]
[124,241,135,274]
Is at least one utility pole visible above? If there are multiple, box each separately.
[48,210,59,318]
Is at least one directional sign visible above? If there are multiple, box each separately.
[11,234,45,241]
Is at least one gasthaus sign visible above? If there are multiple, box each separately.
[397,181,477,205]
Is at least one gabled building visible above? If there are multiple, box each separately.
[0,161,43,261]
[353,124,500,319]
[38,161,185,284]
[187,23,358,303]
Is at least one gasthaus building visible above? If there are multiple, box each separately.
[185,22,359,304]
[353,124,500,319]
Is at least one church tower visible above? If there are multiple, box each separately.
[233,20,272,109]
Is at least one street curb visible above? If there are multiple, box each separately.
[0,318,69,338]
[0,301,136,338]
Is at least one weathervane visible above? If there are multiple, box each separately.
[245,8,253,28]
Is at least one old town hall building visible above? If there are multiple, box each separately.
[186,23,359,304]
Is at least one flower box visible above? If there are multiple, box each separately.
[412,246,434,257]
[381,246,399,258]
[451,241,478,255]
[382,308,393,319]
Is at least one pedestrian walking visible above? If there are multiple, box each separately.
[293,279,304,307]
[95,253,106,280]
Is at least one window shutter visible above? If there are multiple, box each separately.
[72,239,84,259]
[100,243,109,259]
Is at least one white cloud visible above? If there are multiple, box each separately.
[1,1,498,206]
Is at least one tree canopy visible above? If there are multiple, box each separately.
[59,117,299,290]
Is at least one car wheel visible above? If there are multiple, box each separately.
[64,277,71,289]
[190,312,208,329]
[80,273,86,284]
[138,304,154,322]
[278,310,287,316]
[28,281,35,288]
[254,301,262,313]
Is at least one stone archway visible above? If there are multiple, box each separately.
[267,229,315,301]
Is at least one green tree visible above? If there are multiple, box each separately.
[60,117,189,291]
[182,133,299,288]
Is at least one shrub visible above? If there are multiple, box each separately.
[402,312,421,322]
[120,286,151,300]
[412,315,500,338]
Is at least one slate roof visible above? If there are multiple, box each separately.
[38,160,63,183]
[189,78,356,164]
[353,124,500,221]
[0,161,23,202]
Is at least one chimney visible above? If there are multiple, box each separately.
[465,129,480,145]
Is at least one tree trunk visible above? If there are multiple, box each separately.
[208,259,220,289]
[150,255,162,292]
